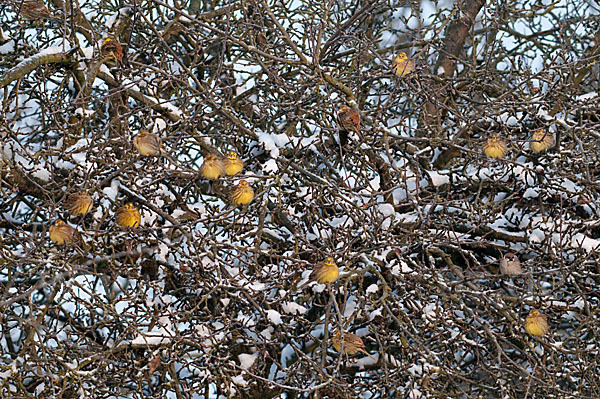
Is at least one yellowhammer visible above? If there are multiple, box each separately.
[199,154,226,180]
[483,134,507,159]
[230,180,254,206]
[64,191,93,216]
[332,330,373,357]
[133,130,165,156]
[19,0,60,21]
[224,150,244,176]
[100,38,124,63]
[49,220,80,245]
[393,52,415,77]
[524,310,550,337]
[310,257,339,284]
[529,128,554,153]
[115,203,141,228]
[337,105,361,134]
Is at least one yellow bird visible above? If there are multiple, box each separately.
[133,130,165,156]
[64,191,93,216]
[309,257,339,284]
[524,310,550,337]
[529,128,554,153]
[483,134,507,159]
[115,203,141,228]
[49,220,80,245]
[224,150,244,176]
[393,52,415,77]
[199,154,226,180]
[230,180,254,206]
[332,330,373,357]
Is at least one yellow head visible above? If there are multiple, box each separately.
[396,52,407,61]
[103,38,113,46]
[228,151,239,160]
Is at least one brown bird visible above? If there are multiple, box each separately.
[332,330,373,357]
[499,252,522,276]
[337,105,361,134]
[133,130,165,157]
[19,0,60,21]
[199,154,226,180]
[483,134,507,159]
[529,128,554,153]
[524,310,550,337]
[64,191,93,216]
[224,150,244,176]
[100,38,124,63]
[393,52,415,77]
[49,220,80,245]
[115,203,141,228]
[230,180,254,206]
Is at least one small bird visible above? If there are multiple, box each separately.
[337,105,361,134]
[100,38,124,63]
[230,180,254,206]
[115,203,141,228]
[223,150,244,176]
[483,134,507,159]
[199,154,226,180]
[64,191,93,216]
[524,310,550,337]
[49,220,80,245]
[19,0,60,21]
[332,330,373,357]
[309,257,339,285]
[392,52,415,77]
[499,252,522,276]
[529,128,554,153]
[133,130,165,157]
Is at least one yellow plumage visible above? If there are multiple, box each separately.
[115,203,141,228]
[65,191,93,216]
[483,134,507,159]
[310,257,339,284]
[529,128,554,153]
[332,330,372,357]
[49,220,79,245]
[393,52,415,77]
[230,180,254,206]
[224,151,244,176]
[200,154,226,180]
[133,130,164,156]
[524,310,550,337]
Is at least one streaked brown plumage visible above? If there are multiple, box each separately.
[332,330,372,357]
[115,203,141,228]
[529,128,554,153]
[199,154,226,180]
[524,310,550,337]
[100,38,124,63]
[65,191,93,216]
[49,220,80,245]
[337,105,361,134]
[230,180,254,206]
[483,134,507,159]
[499,252,522,276]
[393,52,415,77]
[133,130,165,156]
[224,150,244,176]
[19,0,59,21]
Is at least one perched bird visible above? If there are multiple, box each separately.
[49,220,80,245]
[337,105,361,134]
[524,310,550,337]
[115,203,141,228]
[230,180,254,206]
[483,134,507,159]
[529,128,554,153]
[499,252,522,276]
[199,154,226,180]
[332,330,373,357]
[392,52,415,77]
[64,191,93,216]
[100,38,124,63]
[224,150,244,176]
[19,0,60,21]
[133,130,165,157]
[309,257,339,285]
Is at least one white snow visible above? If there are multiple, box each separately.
[267,309,282,325]
[238,353,258,370]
